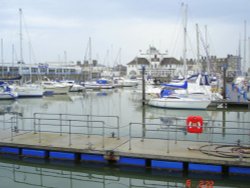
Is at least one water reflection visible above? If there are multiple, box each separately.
[0,157,249,188]
[0,88,249,187]
[0,100,16,113]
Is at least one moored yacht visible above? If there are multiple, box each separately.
[41,77,71,95]
[14,82,44,98]
[84,78,114,89]
[0,82,18,100]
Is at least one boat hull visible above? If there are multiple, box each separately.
[84,83,113,89]
[15,85,44,97]
[0,93,18,100]
[42,85,71,95]
[148,97,210,109]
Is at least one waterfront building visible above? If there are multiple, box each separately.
[199,54,241,78]
[127,46,183,82]
[0,62,82,82]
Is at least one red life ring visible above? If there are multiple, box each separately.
[186,116,203,133]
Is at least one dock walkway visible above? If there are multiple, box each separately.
[0,112,249,176]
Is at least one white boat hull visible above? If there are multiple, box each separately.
[69,84,85,92]
[122,80,138,87]
[0,84,18,100]
[43,85,71,95]
[0,92,18,100]
[16,85,44,97]
[148,97,210,109]
[84,83,113,89]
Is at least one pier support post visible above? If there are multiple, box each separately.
[146,158,151,168]
[222,165,229,177]
[74,153,81,163]
[183,162,189,176]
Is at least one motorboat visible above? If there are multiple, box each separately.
[41,77,71,95]
[113,77,139,87]
[0,82,18,100]
[84,78,114,89]
[59,80,85,92]
[121,78,139,87]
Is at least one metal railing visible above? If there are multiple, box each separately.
[33,113,120,139]
[128,117,250,158]
[0,112,121,149]
[1,112,249,159]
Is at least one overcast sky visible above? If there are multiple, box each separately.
[1,0,249,66]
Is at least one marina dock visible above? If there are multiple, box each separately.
[0,112,249,177]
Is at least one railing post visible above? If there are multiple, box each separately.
[141,122,145,142]
[39,119,41,143]
[60,114,62,136]
[87,115,90,138]
[11,117,14,142]
[117,116,120,140]
[3,113,5,130]
[129,123,132,150]
[175,118,177,144]
[33,113,37,134]
[69,120,72,146]
[211,119,214,146]
[102,122,105,149]
[15,113,19,132]
[167,121,170,153]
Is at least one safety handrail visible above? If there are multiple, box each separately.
[128,119,250,151]
[33,113,120,139]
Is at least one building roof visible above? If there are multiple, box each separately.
[127,57,181,66]
[127,57,150,65]
[160,58,181,65]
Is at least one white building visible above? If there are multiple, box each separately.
[127,46,183,80]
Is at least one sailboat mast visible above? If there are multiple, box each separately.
[237,36,242,76]
[88,37,92,80]
[19,8,23,64]
[204,25,211,73]
[196,23,200,73]
[243,20,247,75]
[1,38,3,78]
[248,37,250,73]
[182,3,187,76]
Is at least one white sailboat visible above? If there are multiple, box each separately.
[163,74,222,101]
[148,4,211,110]
[14,82,44,98]
[0,82,18,100]
[14,8,44,98]
[148,94,210,109]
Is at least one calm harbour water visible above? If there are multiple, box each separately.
[0,87,249,187]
